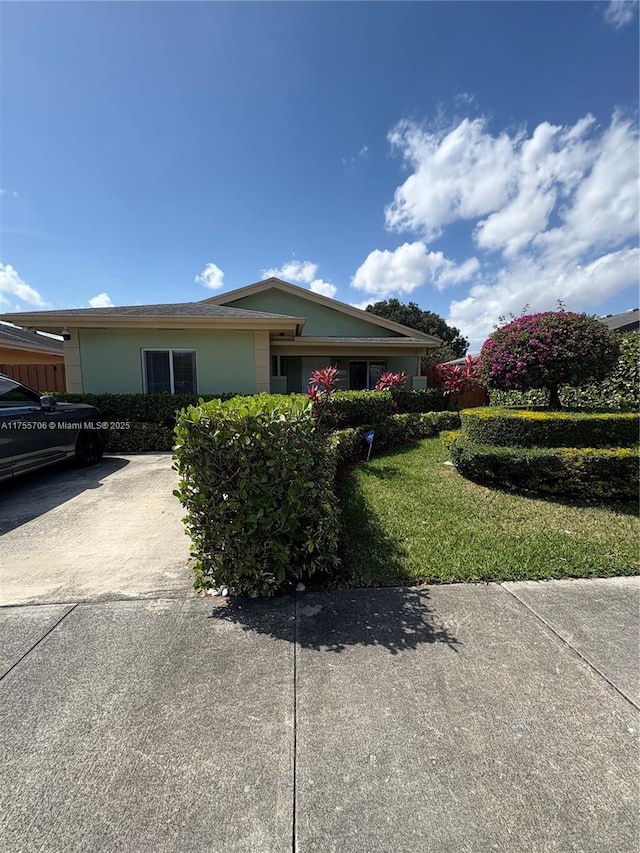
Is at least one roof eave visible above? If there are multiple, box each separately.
[0,312,305,334]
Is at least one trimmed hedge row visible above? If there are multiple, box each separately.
[174,395,339,598]
[461,407,639,449]
[448,434,639,501]
[48,389,448,453]
[105,424,175,454]
[303,388,447,428]
[49,392,233,425]
[328,411,461,466]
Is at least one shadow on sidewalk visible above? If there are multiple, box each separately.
[209,586,460,656]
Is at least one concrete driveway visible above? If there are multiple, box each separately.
[0,454,193,606]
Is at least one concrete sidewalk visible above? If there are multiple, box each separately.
[1,578,638,852]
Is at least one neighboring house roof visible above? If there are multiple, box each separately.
[204,277,443,344]
[442,354,479,366]
[599,309,640,333]
[0,323,64,355]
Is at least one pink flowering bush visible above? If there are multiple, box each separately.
[480,312,620,410]
[375,371,407,391]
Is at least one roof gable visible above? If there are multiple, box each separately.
[204,278,441,342]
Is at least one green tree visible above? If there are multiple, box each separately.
[365,299,469,359]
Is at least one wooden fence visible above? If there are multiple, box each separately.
[0,363,67,393]
[449,385,489,410]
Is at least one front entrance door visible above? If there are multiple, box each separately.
[349,361,385,390]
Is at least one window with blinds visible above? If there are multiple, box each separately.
[142,350,197,394]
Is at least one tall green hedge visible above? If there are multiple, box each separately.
[49,392,234,424]
[173,395,340,597]
[489,330,639,411]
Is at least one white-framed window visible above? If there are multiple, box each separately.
[142,349,198,394]
[348,361,386,390]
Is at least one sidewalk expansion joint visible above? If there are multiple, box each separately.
[0,603,78,684]
[498,583,639,712]
[292,591,298,853]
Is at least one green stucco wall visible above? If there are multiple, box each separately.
[226,290,401,337]
[78,329,256,394]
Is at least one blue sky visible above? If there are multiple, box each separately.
[1,1,638,346]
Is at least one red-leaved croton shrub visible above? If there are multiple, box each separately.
[480,311,620,410]
[374,371,407,391]
[308,365,342,426]
[429,356,480,396]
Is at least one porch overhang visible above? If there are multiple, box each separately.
[270,336,434,357]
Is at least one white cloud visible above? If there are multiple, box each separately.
[88,292,114,308]
[342,146,369,170]
[0,263,46,308]
[262,260,318,284]
[375,111,639,346]
[195,262,225,291]
[436,256,481,289]
[385,117,518,239]
[350,299,375,311]
[603,1,637,28]
[352,241,479,298]
[448,246,640,348]
[309,279,337,298]
[263,259,338,299]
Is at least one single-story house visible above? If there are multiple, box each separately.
[0,323,64,365]
[0,278,442,395]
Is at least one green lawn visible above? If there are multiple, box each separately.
[339,437,639,587]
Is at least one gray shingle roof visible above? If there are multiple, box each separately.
[25,302,301,320]
[600,309,640,332]
[0,323,64,353]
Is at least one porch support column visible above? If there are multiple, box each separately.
[63,329,83,392]
[254,331,270,393]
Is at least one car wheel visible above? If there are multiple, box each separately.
[74,430,104,466]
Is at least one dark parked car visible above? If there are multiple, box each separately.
[0,374,104,482]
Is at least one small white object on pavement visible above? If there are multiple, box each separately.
[220,587,229,597]
[296,582,306,592]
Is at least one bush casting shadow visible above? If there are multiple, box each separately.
[208,586,460,655]
[337,466,420,588]
[456,470,640,518]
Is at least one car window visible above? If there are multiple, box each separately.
[0,378,41,408]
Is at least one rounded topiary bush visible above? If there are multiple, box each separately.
[460,407,639,449]
[480,311,620,409]
[448,436,639,501]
